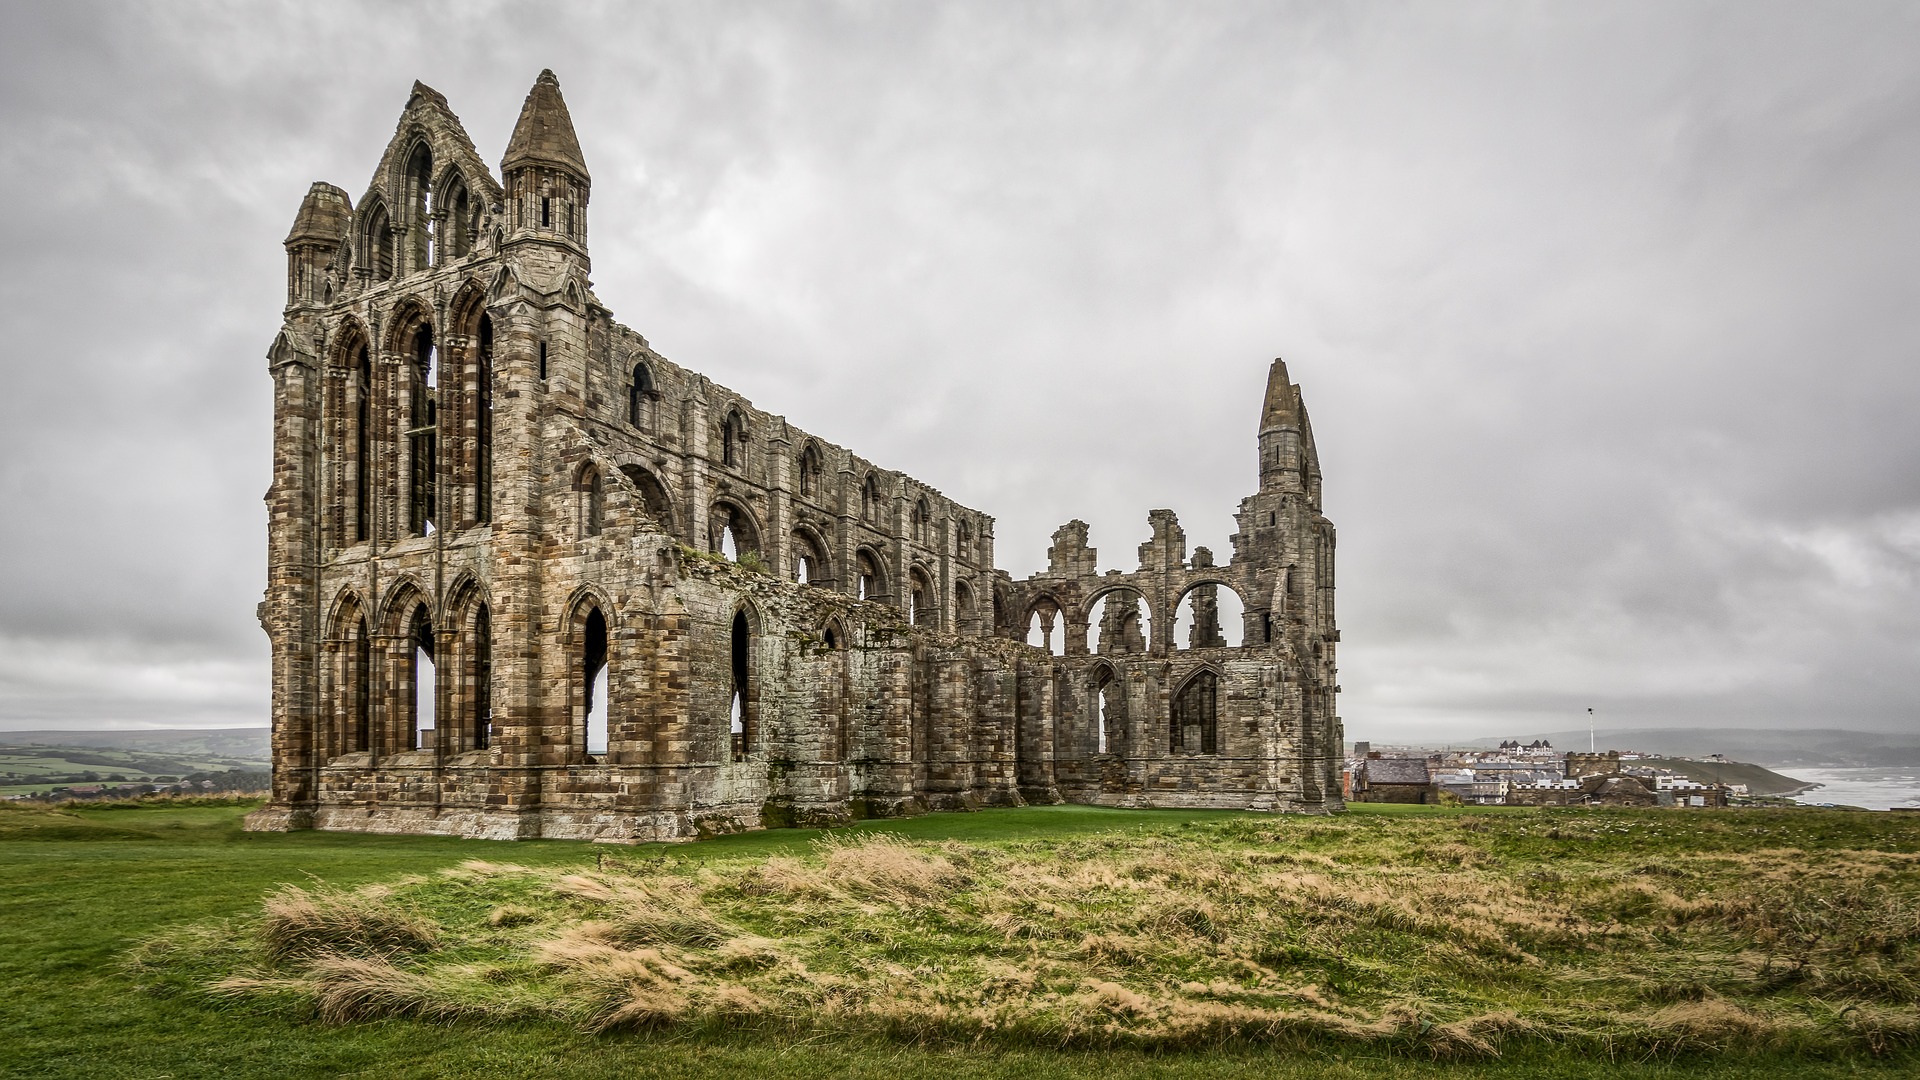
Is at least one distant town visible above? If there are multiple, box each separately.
[1345,740,1813,808]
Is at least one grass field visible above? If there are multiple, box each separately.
[1,799,1915,1079]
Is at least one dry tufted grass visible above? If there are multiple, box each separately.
[135,812,1920,1061]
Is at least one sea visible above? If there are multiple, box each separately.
[1783,766,1920,811]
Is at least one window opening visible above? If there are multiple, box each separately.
[856,550,881,601]
[473,604,492,750]
[541,196,552,228]
[411,609,435,751]
[538,341,548,381]
[349,617,371,752]
[582,466,603,537]
[1094,590,1151,655]
[353,344,371,542]
[1171,670,1218,754]
[408,323,438,537]
[730,610,750,760]
[628,362,652,429]
[1024,600,1065,657]
[582,607,608,757]
[1173,583,1245,650]
[475,315,493,524]
[797,444,820,497]
[721,411,743,468]
[406,143,432,271]
[368,204,395,281]
[1096,672,1110,754]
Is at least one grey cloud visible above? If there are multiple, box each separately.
[0,1,1914,739]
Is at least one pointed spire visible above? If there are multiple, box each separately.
[1261,357,1300,429]
[284,182,352,246]
[502,69,589,181]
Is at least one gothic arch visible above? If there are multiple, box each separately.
[1170,666,1221,755]
[1172,579,1247,650]
[564,589,613,761]
[790,522,832,586]
[377,575,433,636]
[616,460,676,535]
[853,545,888,601]
[907,563,937,627]
[708,497,761,559]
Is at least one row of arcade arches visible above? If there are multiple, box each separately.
[1024,583,1249,656]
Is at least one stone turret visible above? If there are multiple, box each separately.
[283,182,351,305]
[1257,357,1305,494]
[501,69,590,257]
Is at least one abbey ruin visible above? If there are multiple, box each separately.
[246,72,1343,842]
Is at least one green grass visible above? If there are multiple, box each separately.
[2,800,1916,1079]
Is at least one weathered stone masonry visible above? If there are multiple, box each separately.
[246,72,1343,842]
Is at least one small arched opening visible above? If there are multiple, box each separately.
[791,526,830,586]
[954,580,977,634]
[409,605,435,751]
[854,547,886,602]
[628,361,654,430]
[908,566,936,627]
[796,443,822,498]
[730,609,752,761]
[1171,669,1219,755]
[720,409,746,469]
[580,605,609,758]
[911,498,932,544]
[472,603,492,750]
[404,142,432,270]
[1092,663,1125,756]
[577,462,604,538]
[1024,597,1065,657]
[709,500,759,561]
[405,319,438,537]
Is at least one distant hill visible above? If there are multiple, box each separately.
[1630,757,1814,797]
[1468,728,1920,768]
[0,728,269,762]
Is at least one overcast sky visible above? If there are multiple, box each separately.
[1,1,1915,742]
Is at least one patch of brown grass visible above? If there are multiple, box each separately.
[258,885,438,962]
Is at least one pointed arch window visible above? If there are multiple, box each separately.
[475,315,493,524]
[347,614,371,754]
[720,409,745,468]
[405,143,433,271]
[351,342,372,543]
[730,609,752,761]
[472,603,492,750]
[366,203,395,281]
[1171,670,1218,755]
[628,361,654,430]
[797,443,821,498]
[860,475,882,523]
[911,498,931,543]
[578,463,604,537]
[580,606,609,757]
[407,322,437,537]
[410,606,436,751]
